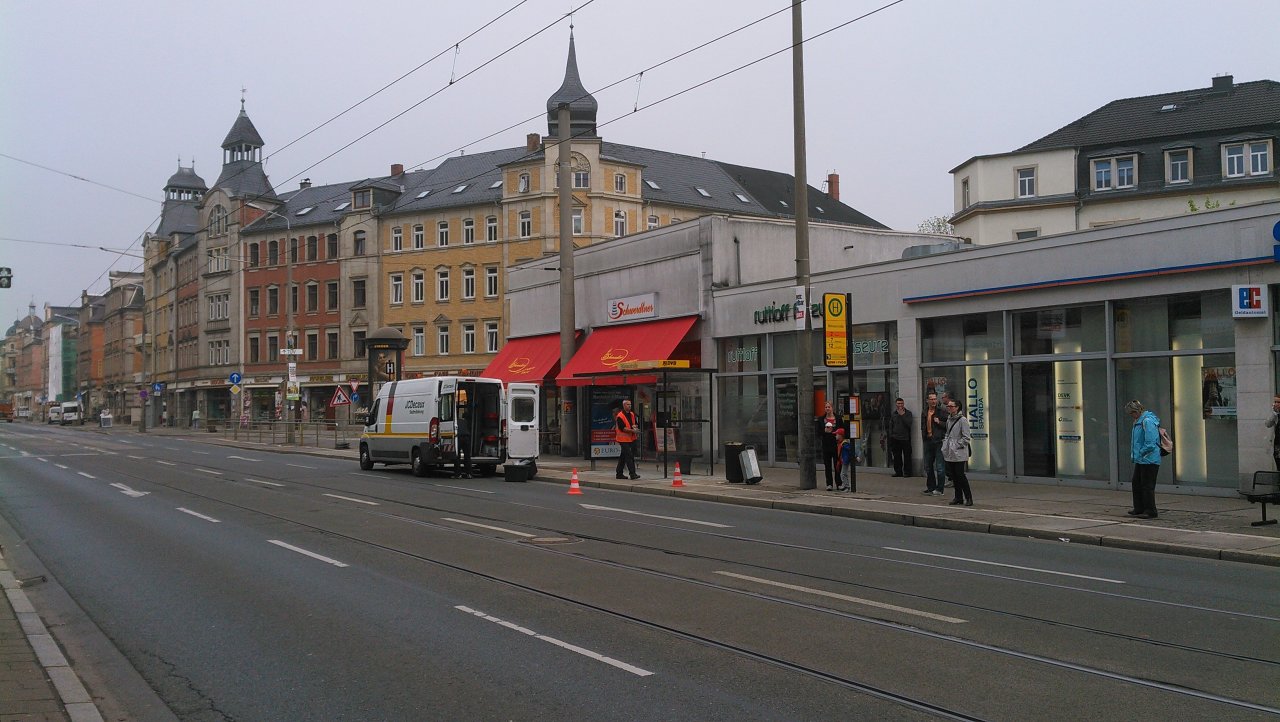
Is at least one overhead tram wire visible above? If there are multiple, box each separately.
[0,153,162,205]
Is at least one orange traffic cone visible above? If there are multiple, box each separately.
[568,468,583,495]
[672,461,684,488]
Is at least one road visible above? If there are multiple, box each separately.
[1,423,1278,721]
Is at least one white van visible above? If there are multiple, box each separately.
[47,405,63,424]
[60,401,82,425]
[359,376,539,477]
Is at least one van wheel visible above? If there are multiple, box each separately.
[359,444,374,470]
[411,449,428,477]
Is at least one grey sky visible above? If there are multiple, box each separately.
[2,0,1275,326]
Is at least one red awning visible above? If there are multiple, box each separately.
[480,333,565,383]
[556,316,698,386]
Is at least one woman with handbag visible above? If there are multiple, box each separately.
[942,400,973,506]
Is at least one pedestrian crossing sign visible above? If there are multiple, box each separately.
[329,386,352,407]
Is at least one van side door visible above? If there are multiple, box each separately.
[506,383,540,460]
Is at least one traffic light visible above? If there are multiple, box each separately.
[0,267,10,289]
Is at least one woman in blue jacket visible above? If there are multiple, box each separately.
[1125,399,1161,519]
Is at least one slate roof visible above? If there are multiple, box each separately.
[242,180,373,234]
[213,160,277,201]
[166,165,207,191]
[222,105,266,149]
[546,34,598,139]
[154,198,201,238]
[1019,77,1280,151]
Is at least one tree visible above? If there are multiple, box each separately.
[917,215,954,235]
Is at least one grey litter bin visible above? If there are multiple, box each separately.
[739,446,762,484]
[724,442,746,483]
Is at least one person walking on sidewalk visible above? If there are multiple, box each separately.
[886,397,913,478]
[835,428,853,491]
[920,393,948,495]
[614,399,640,480]
[818,401,839,490]
[191,406,201,430]
[1265,395,1280,471]
[1125,399,1161,519]
[942,399,973,506]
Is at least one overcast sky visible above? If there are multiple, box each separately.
[1,0,1275,326]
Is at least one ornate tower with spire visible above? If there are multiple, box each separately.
[155,162,207,239]
[213,99,276,201]
[546,33,598,139]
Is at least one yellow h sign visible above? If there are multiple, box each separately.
[823,292,848,367]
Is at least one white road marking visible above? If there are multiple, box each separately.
[127,455,145,460]
[442,518,536,537]
[227,455,261,462]
[109,483,148,498]
[37,458,47,463]
[455,606,653,676]
[580,503,731,528]
[431,483,496,494]
[177,508,220,523]
[883,547,1126,584]
[268,540,348,568]
[54,464,68,469]
[245,477,284,487]
[286,463,315,469]
[191,450,210,455]
[323,493,379,506]
[77,471,95,479]
[350,472,382,479]
[195,468,223,475]
[61,453,101,457]
[156,460,176,466]
[715,571,968,624]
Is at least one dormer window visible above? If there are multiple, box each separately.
[1092,154,1137,191]
[353,189,372,209]
[1016,167,1036,198]
[1223,140,1272,178]
[1164,149,1192,184]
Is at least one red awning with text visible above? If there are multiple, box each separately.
[480,333,565,384]
[556,316,698,386]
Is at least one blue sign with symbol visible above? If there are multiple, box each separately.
[1273,219,1280,242]
[351,393,359,403]
[229,372,242,385]
[152,382,163,392]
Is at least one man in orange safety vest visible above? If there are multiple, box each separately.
[615,398,640,480]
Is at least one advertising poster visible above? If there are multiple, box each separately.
[1054,360,1084,476]
[589,391,623,458]
[1201,366,1236,418]
[964,369,989,468]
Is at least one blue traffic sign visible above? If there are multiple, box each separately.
[152,382,164,392]
[1273,219,1280,242]
[351,393,359,403]
[229,372,242,385]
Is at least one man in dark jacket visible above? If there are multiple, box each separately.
[920,392,948,495]
[886,397,913,477]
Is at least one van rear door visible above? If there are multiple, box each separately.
[506,383,540,460]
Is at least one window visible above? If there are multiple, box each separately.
[249,336,260,363]
[485,266,498,297]
[489,179,502,189]
[267,286,279,315]
[734,192,751,204]
[485,321,499,353]
[614,173,626,193]
[1224,141,1272,178]
[1016,167,1036,198]
[249,243,260,267]
[353,230,366,256]
[289,284,299,315]
[463,267,475,300]
[306,332,318,361]
[437,325,450,355]
[305,283,318,312]
[392,227,403,251]
[353,189,371,209]
[436,268,450,300]
[518,173,530,192]
[207,293,229,321]
[519,211,532,238]
[412,224,424,249]
[645,179,661,190]
[332,201,349,212]
[210,205,228,235]
[289,237,298,264]
[613,210,626,237]
[326,281,338,310]
[306,235,317,261]
[486,216,498,242]
[452,184,467,194]
[248,289,260,317]
[415,189,430,199]
[1251,141,1272,175]
[207,247,230,273]
[648,214,659,230]
[267,334,279,362]
[463,218,475,244]
[1092,155,1136,190]
[354,330,366,358]
[413,326,425,356]
[412,271,424,303]
[352,279,366,308]
[437,221,449,247]
[573,171,589,188]
[390,273,403,304]
[572,208,583,235]
[462,323,476,354]
[961,177,970,208]
[695,187,711,197]
[327,331,338,359]
[1166,149,1192,184]
[326,234,338,259]
[1015,229,1040,241]
[268,240,279,265]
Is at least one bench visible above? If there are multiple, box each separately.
[1240,471,1280,526]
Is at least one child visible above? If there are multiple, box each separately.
[836,428,853,491]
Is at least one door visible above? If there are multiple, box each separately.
[507,383,540,460]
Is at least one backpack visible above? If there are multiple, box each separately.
[1158,426,1173,456]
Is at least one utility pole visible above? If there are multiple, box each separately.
[557,103,578,457]
[792,1,815,489]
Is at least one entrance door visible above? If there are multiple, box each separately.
[507,383,540,460]
[1015,362,1055,477]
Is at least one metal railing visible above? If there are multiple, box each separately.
[218,419,363,449]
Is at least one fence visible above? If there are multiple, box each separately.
[218,419,363,450]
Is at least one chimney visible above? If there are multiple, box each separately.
[826,172,840,201]
[391,163,404,176]
[1212,74,1234,92]
[526,133,541,152]
[299,178,312,189]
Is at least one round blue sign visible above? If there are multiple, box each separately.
[229,372,242,385]
[1273,219,1280,243]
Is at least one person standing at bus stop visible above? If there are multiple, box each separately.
[615,399,640,480]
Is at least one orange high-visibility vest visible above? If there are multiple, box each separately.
[615,410,638,443]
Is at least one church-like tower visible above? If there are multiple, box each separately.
[213,99,276,201]
[546,33,598,139]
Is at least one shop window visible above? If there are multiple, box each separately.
[1013,359,1108,479]
[921,312,1004,363]
[849,321,897,367]
[720,336,763,373]
[1013,306,1105,356]
[1114,291,1232,353]
[718,376,770,462]
[921,364,1008,475]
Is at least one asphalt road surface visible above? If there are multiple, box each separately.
[2,423,1278,721]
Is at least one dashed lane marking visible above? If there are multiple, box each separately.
[77,472,95,479]
[715,571,968,624]
[580,503,732,528]
[156,460,176,466]
[323,493,379,506]
[177,508,220,523]
[244,478,285,487]
[456,606,653,677]
[195,468,223,475]
[882,548,1125,584]
[442,518,536,537]
[267,540,348,568]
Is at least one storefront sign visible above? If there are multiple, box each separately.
[752,300,823,325]
[607,293,657,323]
[725,345,759,364]
[1231,285,1268,318]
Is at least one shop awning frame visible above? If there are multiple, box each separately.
[556,315,699,387]
[481,331,577,384]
